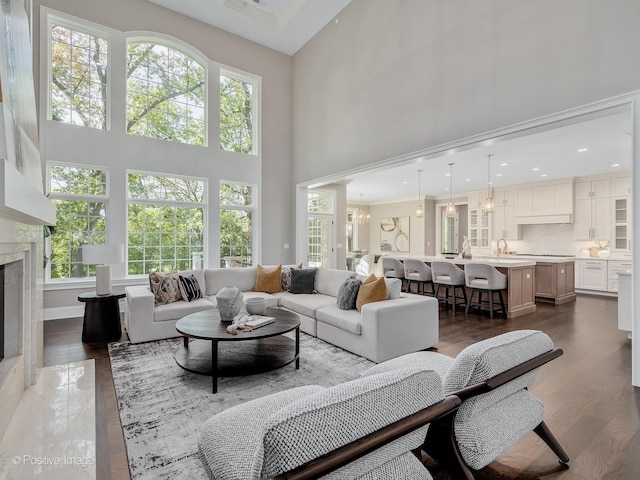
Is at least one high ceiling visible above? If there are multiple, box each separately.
[149,0,353,55]
[345,106,632,205]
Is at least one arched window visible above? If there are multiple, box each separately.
[126,41,206,146]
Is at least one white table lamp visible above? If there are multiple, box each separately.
[82,244,125,295]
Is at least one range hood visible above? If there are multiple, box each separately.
[515,214,573,225]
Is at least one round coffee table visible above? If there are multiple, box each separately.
[174,307,301,393]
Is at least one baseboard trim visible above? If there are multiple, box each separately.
[43,306,84,321]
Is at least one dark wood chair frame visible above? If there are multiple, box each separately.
[407,277,436,296]
[274,395,461,480]
[434,282,468,314]
[464,287,507,319]
[421,348,570,480]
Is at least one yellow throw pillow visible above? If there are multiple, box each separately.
[255,264,283,293]
[356,274,388,311]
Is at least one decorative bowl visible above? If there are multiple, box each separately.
[245,298,267,315]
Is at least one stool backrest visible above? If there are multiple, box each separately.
[403,259,432,281]
[464,263,507,290]
[431,261,465,285]
[381,257,404,278]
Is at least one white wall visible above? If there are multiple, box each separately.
[368,200,426,257]
[292,0,640,185]
[34,0,293,311]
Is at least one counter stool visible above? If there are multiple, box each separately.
[382,257,407,292]
[431,261,467,314]
[403,258,435,296]
[464,263,507,319]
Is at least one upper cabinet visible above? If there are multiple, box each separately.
[611,176,632,196]
[515,182,573,224]
[491,188,521,240]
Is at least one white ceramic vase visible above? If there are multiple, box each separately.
[216,286,243,321]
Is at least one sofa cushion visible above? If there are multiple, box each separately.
[178,269,205,291]
[289,268,317,294]
[315,267,354,297]
[178,274,203,302]
[204,267,257,296]
[316,305,362,335]
[149,271,182,305]
[154,298,214,322]
[279,293,335,318]
[357,275,402,300]
[336,277,362,310]
[254,264,283,293]
[356,275,388,311]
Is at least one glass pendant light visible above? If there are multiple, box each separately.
[415,169,424,218]
[357,194,370,226]
[484,154,495,213]
[445,163,457,217]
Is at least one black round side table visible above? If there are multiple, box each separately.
[78,291,126,343]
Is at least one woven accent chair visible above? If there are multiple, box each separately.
[198,368,460,480]
[382,257,406,291]
[430,261,467,314]
[360,330,569,479]
[464,263,507,319]
[404,259,435,296]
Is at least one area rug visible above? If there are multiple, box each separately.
[108,334,375,480]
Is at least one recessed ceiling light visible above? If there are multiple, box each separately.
[488,181,493,185]
[532,167,540,172]
[541,174,548,177]
[496,173,503,177]
[465,178,471,182]
[445,187,450,191]
[445,173,451,177]
[402,181,409,184]
[500,162,509,166]
[578,148,588,153]
[611,163,621,167]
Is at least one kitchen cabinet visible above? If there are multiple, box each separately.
[607,259,632,293]
[612,196,632,252]
[534,261,576,304]
[574,179,611,200]
[493,204,522,240]
[469,206,490,247]
[466,191,484,208]
[611,176,632,196]
[575,259,608,291]
[574,196,610,240]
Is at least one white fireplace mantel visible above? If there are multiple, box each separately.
[0,158,56,226]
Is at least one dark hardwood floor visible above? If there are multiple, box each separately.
[43,294,640,480]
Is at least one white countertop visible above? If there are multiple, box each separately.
[396,255,536,268]
[474,254,577,264]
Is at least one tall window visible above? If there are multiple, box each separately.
[307,191,334,268]
[220,73,254,154]
[126,42,206,146]
[127,172,206,274]
[48,164,108,279]
[220,183,255,267]
[49,23,108,129]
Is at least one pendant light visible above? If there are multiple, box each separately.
[357,194,370,226]
[445,163,457,217]
[415,169,424,218]
[484,154,495,213]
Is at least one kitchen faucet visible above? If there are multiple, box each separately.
[497,238,509,255]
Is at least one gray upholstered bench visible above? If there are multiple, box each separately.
[197,367,457,479]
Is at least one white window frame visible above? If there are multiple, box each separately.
[219,67,261,156]
[307,189,336,268]
[126,169,208,276]
[43,10,114,130]
[46,161,110,281]
[219,180,257,267]
[125,35,209,146]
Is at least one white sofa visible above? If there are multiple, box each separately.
[124,266,439,363]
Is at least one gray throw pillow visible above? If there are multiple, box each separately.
[336,277,362,310]
[289,268,316,294]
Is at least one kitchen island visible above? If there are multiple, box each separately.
[402,256,537,318]
[475,255,577,305]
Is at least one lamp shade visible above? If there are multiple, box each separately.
[82,244,124,265]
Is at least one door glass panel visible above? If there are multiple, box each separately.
[308,216,331,267]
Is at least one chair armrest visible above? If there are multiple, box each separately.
[451,348,564,401]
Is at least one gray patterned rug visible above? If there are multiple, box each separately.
[108,334,374,480]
